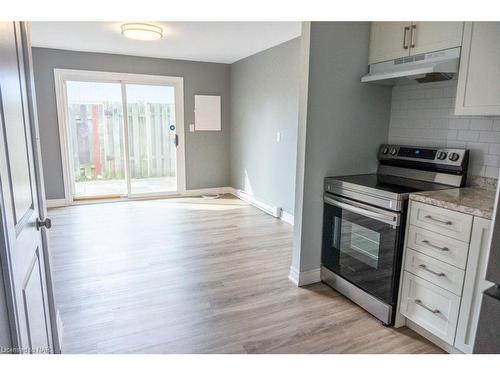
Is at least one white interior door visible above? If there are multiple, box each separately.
[0,21,53,353]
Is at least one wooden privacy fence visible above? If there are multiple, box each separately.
[69,101,176,182]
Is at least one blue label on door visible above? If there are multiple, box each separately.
[169,125,176,131]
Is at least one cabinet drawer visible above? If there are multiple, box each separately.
[409,201,473,242]
[405,248,465,295]
[406,225,470,269]
[400,272,461,344]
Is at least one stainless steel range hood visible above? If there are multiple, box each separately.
[361,47,460,85]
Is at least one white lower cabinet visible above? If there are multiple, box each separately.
[404,248,465,296]
[400,272,461,344]
[399,200,493,353]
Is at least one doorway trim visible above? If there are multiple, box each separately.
[54,69,186,205]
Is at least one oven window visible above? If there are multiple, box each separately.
[334,217,381,269]
[322,199,402,304]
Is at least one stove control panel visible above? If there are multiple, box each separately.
[378,144,469,168]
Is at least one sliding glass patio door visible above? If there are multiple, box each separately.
[57,70,185,202]
[125,84,178,195]
[66,81,127,199]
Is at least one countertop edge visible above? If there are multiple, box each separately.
[409,189,494,220]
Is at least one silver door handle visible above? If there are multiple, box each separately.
[36,217,52,230]
[418,264,446,277]
[421,239,449,252]
[324,196,399,226]
[403,26,410,49]
[414,299,440,314]
[410,24,417,48]
[424,215,453,226]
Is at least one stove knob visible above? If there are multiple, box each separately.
[390,148,397,155]
[437,151,447,160]
[381,147,389,155]
[448,152,460,162]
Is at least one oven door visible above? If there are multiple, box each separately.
[322,193,403,305]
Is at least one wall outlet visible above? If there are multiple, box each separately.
[276,132,281,143]
[189,124,195,132]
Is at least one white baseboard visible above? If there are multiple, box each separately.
[288,266,321,286]
[183,187,233,197]
[46,198,67,208]
[281,211,294,225]
[232,189,282,218]
[231,189,294,225]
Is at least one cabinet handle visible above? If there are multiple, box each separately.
[424,214,453,226]
[403,26,410,49]
[415,299,440,314]
[421,239,449,252]
[418,264,446,277]
[410,24,417,48]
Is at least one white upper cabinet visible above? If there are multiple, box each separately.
[455,22,500,116]
[369,22,411,64]
[368,22,464,65]
[410,22,464,56]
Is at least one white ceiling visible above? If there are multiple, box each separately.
[30,22,302,64]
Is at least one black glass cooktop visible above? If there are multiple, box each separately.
[325,173,454,195]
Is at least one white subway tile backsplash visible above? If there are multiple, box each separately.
[388,80,500,178]
[485,166,500,178]
[483,154,500,167]
[449,118,470,130]
[469,119,493,131]
[489,143,500,155]
[479,131,500,143]
[458,130,480,142]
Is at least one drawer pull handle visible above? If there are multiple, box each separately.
[414,299,440,314]
[424,215,453,225]
[421,239,449,252]
[418,264,446,277]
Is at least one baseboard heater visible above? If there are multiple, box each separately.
[234,190,283,218]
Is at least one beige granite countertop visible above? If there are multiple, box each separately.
[410,187,496,220]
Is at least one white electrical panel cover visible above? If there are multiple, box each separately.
[194,95,221,131]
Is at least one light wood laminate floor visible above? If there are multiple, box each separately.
[49,195,443,353]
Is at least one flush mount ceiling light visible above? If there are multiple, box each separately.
[121,23,163,41]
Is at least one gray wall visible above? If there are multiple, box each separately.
[230,38,300,215]
[388,79,500,180]
[32,48,231,199]
[293,22,392,272]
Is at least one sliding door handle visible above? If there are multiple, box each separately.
[174,134,179,147]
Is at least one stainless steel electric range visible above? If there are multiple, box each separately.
[321,144,469,326]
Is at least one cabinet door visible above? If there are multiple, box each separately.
[455,22,500,116]
[369,22,411,64]
[455,217,494,353]
[409,22,464,56]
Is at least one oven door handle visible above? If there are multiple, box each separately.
[324,196,400,227]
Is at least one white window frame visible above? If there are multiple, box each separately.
[54,69,186,204]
